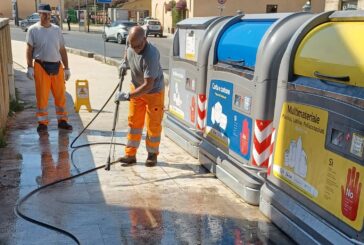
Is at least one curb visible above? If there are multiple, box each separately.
[66,47,94,58]
[93,54,121,67]
[65,47,120,66]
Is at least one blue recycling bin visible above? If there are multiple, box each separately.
[199,13,313,205]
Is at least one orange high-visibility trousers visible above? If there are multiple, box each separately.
[34,62,68,125]
[125,85,165,156]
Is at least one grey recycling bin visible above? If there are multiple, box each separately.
[164,16,228,158]
[199,13,313,205]
[260,10,364,244]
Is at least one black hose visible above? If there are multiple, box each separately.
[14,82,126,245]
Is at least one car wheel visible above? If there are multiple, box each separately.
[154,34,157,37]
[102,33,108,42]
[117,34,122,44]
[159,33,163,38]
[146,31,149,37]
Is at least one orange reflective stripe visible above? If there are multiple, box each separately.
[146,139,160,146]
[128,128,143,134]
[146,145,159,153]
[55,106,65,112]
[37,108,48,113]
[146,134,160,143]
[126,140,140,148]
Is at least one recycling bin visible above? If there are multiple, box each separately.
[165,16,228,158]
[260,10,364,244]
[199,13,313,205]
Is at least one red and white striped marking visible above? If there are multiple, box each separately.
[197,94,206,130]
[267,129,275,175]
[252,120,274,168]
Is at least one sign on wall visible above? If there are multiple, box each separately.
[97,0,112,3]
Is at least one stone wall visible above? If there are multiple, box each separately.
[0,18,14,131]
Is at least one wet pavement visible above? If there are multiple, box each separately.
[0,41,295,244]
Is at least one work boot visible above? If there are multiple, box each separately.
[58,120,73,131]
[37,123,48,133]
[145,153,157,167]
[118,155,137,167]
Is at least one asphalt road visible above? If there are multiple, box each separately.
[10,26,172,71]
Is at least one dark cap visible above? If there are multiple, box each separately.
[38,3,52,13]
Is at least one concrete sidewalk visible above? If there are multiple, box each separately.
[0,40,293,244]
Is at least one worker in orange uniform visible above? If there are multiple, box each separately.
[115,26,165,167]
[26,3,73,133]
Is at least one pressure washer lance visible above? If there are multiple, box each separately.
[105,66,127,171]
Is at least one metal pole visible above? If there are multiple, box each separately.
[85,0,89,32]
[103,3,106,63]
[77,0,80,31]
[94,0,96,24]
[218,4,224,16]
[12,0,18,26]
[105,69,126,171]
[59,0,64,30]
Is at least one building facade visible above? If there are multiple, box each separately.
[0,0,363,26]
[325,0,364,10]
[152,0,364,34]
[120,0,151,21]
[0,0,62,19]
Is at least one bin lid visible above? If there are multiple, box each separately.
[294,20,364,87]
[216,19,276,68]
[177,16,220,29]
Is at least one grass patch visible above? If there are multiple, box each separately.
[2,88,25,147]
[8,88,25,116]
[0,129,6,148]
[9,99,24,115]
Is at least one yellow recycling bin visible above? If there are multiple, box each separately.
[75,80,92,112]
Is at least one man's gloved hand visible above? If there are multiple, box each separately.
[114,91,130,102]
[118,59,129,78]
[64,69,71,81]
[26,67,34,80]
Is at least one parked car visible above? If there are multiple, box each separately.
[141,19,163,37]
[19,13,59,32]
[102,20,138,44]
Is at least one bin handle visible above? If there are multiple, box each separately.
[314,71,350,82]
[221,59,255,71]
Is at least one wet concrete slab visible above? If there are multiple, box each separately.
[0,41,295,244]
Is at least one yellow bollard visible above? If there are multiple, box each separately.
[75,80,92,113]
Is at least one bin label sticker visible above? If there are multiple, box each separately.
[273,102,364,230]
[233,93,252,114]
[350,133,364,158]
[185,31,196,61]
[186,77,196,92]
[169,68,195,126]
[206,79,252,161]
